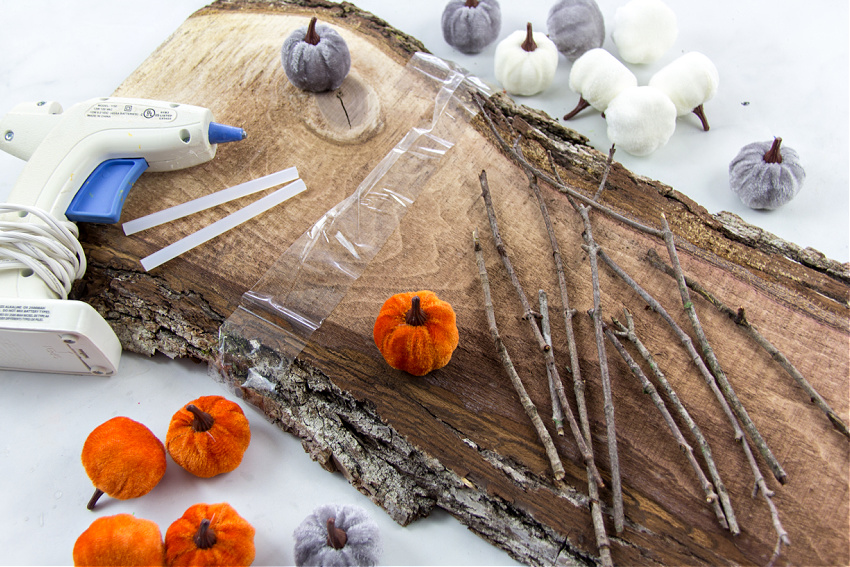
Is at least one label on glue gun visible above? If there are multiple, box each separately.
[85,101,177,122]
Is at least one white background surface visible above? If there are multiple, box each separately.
[0,1,847,565]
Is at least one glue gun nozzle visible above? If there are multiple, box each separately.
[208,122,247,144]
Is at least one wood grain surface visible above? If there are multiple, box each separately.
[72,1,849,565]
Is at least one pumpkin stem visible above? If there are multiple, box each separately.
[521,22,537,52]
[194,519,218,550]
[86,488,104,511]
[405,295,428,326]
[186,404,215,432]
[691,104,710,131]
[563,97,591,120]
[304,16,321,46]
[763,137,783,164]
[465,0,480,7]
[326,517,348,550]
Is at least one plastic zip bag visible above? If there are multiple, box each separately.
[217,53,489,383]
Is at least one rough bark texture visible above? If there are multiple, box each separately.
[71,1,849,566]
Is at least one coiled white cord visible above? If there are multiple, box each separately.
[0,204,86,299]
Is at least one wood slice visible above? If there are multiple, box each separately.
[72,1,849,565]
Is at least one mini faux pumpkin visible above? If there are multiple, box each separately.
[81,416,166,510]
[729,137,806,209]
[611,0,678,64]
[605,85,677,156]
[564,47,638,120]
[165,502,256,567]
[546,0,605,60]
[441,0,502,55]
[373,290,459,376]
[648,51,719,131]
[165,395,251,478]
[281,16,351,92]
[73,514,165,567]
[293,504,382,567]
[494,22,559,96]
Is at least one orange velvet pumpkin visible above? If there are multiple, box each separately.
[73,513,165,566]
[81,416,167,510]
[165,502,256,567]
[166,396,251,478]
[373,290,459,376]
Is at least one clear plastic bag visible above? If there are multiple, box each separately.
[217,53,489,380]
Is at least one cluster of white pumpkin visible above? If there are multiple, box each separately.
[441,0,719,157]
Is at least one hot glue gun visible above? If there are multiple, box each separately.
[0,97,245,376]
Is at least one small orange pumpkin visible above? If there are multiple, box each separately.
[73,513,165,566]
[165,502,256,567]
[165,395,251,478]
[81,416,167,510]
[373,290,459,376]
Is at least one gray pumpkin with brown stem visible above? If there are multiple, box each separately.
[281,16,351,92]
[441,0,502,54]
[729,138,805,209]
[293,504,382,567]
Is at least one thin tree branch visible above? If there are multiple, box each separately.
[539,290,565,436]
[479,170,605,488]
[603,319,729,531]
[660,214,787,485]
[473,229,565,481]
[646,248,849,439]
[611,308,739,535]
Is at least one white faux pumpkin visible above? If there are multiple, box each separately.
[564,48,637,120]
[494,23,559,96]
[293,504,382,567]
[611,0,678,65]
[605,86,677,156]
[649,51,719,131]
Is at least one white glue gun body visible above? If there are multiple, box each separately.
[0,97,245,375]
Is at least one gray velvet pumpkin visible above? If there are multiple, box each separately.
[546,0,605,60]
[281,17,351,92]
[729,138,805,210]
[293,504,382,567]
[441,0,502,54]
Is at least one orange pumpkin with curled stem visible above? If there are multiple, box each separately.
[73,513,165,566]
[373,290,459,376]
[165,502,255,567]
[165,395,251,478]
[81,417,166,510]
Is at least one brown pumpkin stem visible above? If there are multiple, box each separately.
[86,488,104,511]
[405,295,428,326]
[304,16,321,45]
[186,404,215,432]
[465,0,480,7]
[563,97,591,120]
[521,23,537,52]
[326,517,348,550]
[763,137,783,164]
[194,519,218,550]
[692,104,710,131]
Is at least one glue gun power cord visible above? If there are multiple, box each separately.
[0,203,86,300]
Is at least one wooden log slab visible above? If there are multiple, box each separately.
[72,1,849,565]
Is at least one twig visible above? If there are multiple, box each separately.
[646,248,850,439]
[594,246,791,554]
[603,319,729,531]
[473,229,565,481]
[539,290,565,436]
[543,143,613,567]
[473,93,664,239]
[660,214,787,485]
[579,204,624,534]
[479,170,605,488]
[611,308,739,535]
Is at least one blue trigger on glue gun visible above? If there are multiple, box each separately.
[65,122,246,224]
